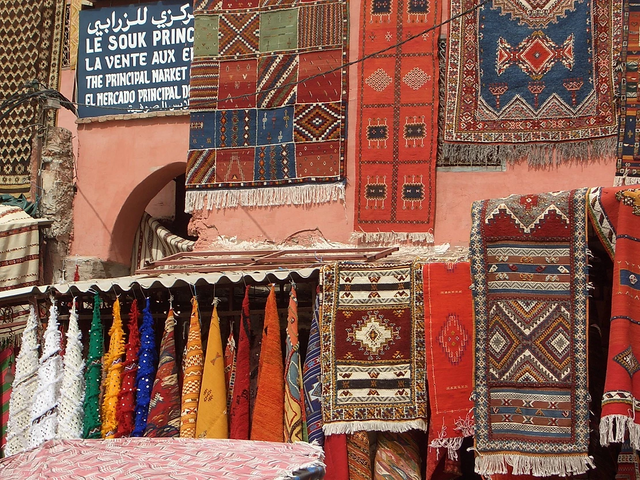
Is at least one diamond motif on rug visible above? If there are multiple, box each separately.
[366,68,393,92]
[437,313,469,365]
[347,310,400,359]
[614,346,640,377]
[402,67,430,90]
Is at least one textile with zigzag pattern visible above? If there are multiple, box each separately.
[471,189,592,476]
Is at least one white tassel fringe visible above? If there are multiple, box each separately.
[185,183,345,211]
[350,231,435,245]
[322,419,427,435]
[475,453,595,477]
[600,414,640,449]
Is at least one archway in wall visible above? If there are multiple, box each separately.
[109,162,196,267]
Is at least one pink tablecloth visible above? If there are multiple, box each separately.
[0,437,325,479]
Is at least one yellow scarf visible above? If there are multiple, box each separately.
[195,303,229,438]
[101,299,125,438]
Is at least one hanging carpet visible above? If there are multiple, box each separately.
[353,0,439,242]
[320,261,427,435]
[0,206,40,292]
[424,261,474,479]
[0,0,65,195]
[470,189,592,476]
[615,0,640,185]
[443,0,621,164]
[185,0,348,210]
[588,186,640,449]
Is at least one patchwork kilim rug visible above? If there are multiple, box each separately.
[470,189,592,476]
[615,0,640,185]
[320,261,427,434]
[424,262,474,480]
[353,0,439,242]
[185,0,348,211]
[0,0,65,195]
[588,187,640,449]
[444,0,621,165]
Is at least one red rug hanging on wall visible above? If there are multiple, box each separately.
[443,0,621,165]
[588,186,640,449]
[470,189,592,476]
[353,0,440,242]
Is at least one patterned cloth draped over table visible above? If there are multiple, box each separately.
[320,261,427,434]
[443,0,622,165]
[0,0,65,195]
[615,0,640,185]
[424,262,475,479]
[470,189,592,476]
[185,0,348,211]
[0,438,326,479]
[588,186,640,449]
[354,0,439,242]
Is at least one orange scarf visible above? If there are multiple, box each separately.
[250,286,284,442]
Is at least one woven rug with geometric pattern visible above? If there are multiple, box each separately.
[470,189,592,476]
[0,0,65,195]
[588,186,640,450]
[615,0,640,185]
[443,0,622,165]
[320,261,427,435]
[185,0,348,211]
[353,0,439,241]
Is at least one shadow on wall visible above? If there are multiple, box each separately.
[109,161,187,265]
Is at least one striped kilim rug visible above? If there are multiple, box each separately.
[470,189,592,476]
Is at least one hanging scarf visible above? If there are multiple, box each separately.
[101,299,126,438]
[284,285,305,442]
[250,285,284,442]
[180,298,204,437]
[132,298,156,437]
[144,309,180,437]
[116,300,140,438]
[83,295,103,439]
[196,303,228,438]
[29,301,63,449]
[224,327,236,412]
[303,292,324,446]
[347,431,373,480]
[229,285,251,440]
[57,301,85,440]
[324,433,350,480]
[1,347,15,451]
[5,305,39,455]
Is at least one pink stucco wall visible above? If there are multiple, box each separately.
[71,116,188,264]
[64,0,619,266]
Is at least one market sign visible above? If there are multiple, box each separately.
[78,1,193,118]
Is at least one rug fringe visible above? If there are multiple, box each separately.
[443,137,616,167]
[322,419,427,435]
[185,183,345,211]
[600,414,640,449]
[350,231,434,245]
[614,175,640,186]
[428,436,464,460]
[475,453,595,477]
